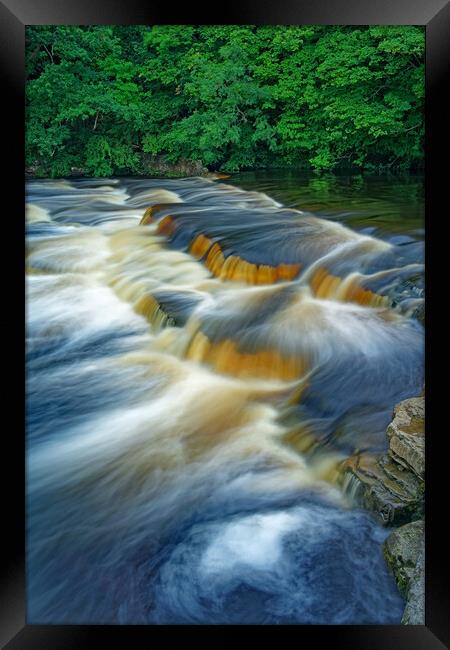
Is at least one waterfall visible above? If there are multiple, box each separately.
[26,175,423,624]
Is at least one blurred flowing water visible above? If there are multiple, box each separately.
[26,173,424,624]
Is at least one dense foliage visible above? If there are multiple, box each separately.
[26,25,424,177]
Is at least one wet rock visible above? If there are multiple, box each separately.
[387,397,424,479]
[339,395,424,526]
[383,520,425,624]
[340,453,424,525]
[401,549,425,624]
[390,271,424,324]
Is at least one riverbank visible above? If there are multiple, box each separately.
[25,162,425,181]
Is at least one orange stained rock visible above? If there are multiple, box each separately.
[242,260,257,283]
[134,294,161,321]
[315,272,339,299]
[186,330,212,362]
[345,282,388,307]
[190,233,213,259]
[219,254,241,280]
[277,263,302,281]
[186,331,306,381]
[140,206,154,225]
[156,215,176,237]
[256,265,277,285]
[311,267,389,307]
[205,243,225,275]
[140,203,176,225]
[190,236,301,285]
[162,229,300,285]
[217,255,300,284]
[230,258,254,283]
[310,267,329,294]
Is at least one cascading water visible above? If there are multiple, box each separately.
[26,175,424,624]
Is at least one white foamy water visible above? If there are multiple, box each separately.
[200,511,304,573]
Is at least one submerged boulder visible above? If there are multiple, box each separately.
[383,520,425,624]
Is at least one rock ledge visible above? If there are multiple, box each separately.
[340,395,424,526]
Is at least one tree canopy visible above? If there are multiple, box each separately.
[26,25,424,177]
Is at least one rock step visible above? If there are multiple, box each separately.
[339,395,424,526]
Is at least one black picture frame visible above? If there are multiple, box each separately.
[2,1,449,647]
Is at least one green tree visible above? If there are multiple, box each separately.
[25,25,424,177]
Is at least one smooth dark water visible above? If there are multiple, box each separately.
[227,171,424,237]
[26,174,423,625]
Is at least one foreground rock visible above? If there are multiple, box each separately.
[387,397,424,479]
[401,548,425,624]
[383,520,425,624]
[339,395,424,526]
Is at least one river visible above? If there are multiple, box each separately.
[25,172,424,624]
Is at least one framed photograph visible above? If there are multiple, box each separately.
[2,0,449,647]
